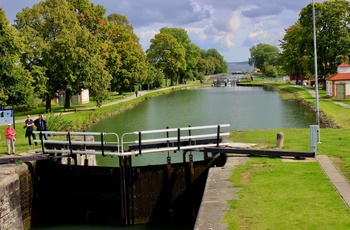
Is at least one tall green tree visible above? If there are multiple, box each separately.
[67,0,106,31]
[249,43,280,76]
[67,0,123,95]
[107,14,147,93]
[203,48,227,74]
[299,0,350,76]
[15,0,111,110]
[159,27,201,82]
[147,32,186,86]
[0,9,34,107]
[280,22,310,84]
[195,56,209,77]
[145,63,164,88]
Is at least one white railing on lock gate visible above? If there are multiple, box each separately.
[33,124,230,157]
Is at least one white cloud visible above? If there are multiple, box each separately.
[249,30,268,38]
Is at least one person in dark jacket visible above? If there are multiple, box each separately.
[24,115,37,145]
[34,114,48,140]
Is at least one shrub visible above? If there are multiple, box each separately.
[45,113,73,132]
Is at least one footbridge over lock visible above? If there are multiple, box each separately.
[33,123,231,159]
[30,123,316,164]
[28,124,231,226]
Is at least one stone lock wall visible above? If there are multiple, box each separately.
[0,163,33,230]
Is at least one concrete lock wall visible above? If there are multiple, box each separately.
[0,163,33,230]
[0,152,226,228]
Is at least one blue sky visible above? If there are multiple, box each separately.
[0,0,324,62]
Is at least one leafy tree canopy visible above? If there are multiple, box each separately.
[0,8,34,107]
[282,0,350,78]
[147,32,186,86]
[15,0,111,110]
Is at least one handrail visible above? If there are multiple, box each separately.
[33,131,120,154]
[126,133,230,144]
[121,124,230,155]
[33,124,230,157]
[38,142,230,157]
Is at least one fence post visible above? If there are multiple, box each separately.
[216,125,220,147]
[310,125,318,157]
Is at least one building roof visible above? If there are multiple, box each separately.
[338,63,350,67]
[327,73,350,81]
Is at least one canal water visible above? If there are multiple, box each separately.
[87,86,316,167]
[33,85,316,230]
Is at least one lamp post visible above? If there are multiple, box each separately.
[312,0,321,143]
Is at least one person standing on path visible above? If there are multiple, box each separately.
[34,114,48,140]
[4,124,16,155]
[24,115,37,145]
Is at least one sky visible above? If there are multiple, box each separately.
[0,0,324,62]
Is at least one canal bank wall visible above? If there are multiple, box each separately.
[0,151,226,229]
[0,152,95,230]
[193,156,250,230]
[0,163,33,230]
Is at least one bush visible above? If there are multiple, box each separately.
[45,113,73,132]
[14,97,42,112]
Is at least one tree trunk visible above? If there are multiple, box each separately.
[45,93,51,113]
[64,89,72,108]
[45,99,51,113]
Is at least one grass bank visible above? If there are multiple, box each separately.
[224,157,350,229]
[223,78,350,229]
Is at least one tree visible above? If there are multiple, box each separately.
[0,9,34,107]
[67,0,107,31]
[203,48,228,74]
[147,32,186,86]
[249,43,280,73]
[107,14,147,93]
[299,0,350,76]
[67,0,123,95]
[280,22,310,84]
[159,28,201,82]
[145,63,164,88]
[15,0,111,110]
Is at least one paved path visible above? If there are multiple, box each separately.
[194,156,250,230]
[317,155,350,208]
[295,85,350,108]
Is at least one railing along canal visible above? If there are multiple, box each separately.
[33,124,231,157]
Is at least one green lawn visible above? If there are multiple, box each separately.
[224,158,350,229]
[223,82,350,229]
